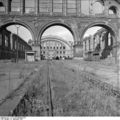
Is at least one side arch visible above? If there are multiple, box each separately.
[80,21,117,41]
[0,19,35,41]
[37,20,76,43]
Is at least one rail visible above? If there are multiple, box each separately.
[46,60,54,116]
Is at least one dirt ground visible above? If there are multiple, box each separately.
[12,60,120,116]
[0,61,44,103]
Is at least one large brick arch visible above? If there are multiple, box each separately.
[80,21,119,61]
[80,21,117,42]
[37,20,76,43]
[41,35,72,48]
[0,19,35,41]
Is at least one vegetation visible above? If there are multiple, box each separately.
[12,61,120,116]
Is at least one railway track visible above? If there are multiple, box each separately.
[6,60,55,116]
[46,60,54,116]
[1,60,120,116]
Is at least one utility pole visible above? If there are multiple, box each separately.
[15,25,21,63]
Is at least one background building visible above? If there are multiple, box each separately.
[31,36,73,60]
[83,28,115,60]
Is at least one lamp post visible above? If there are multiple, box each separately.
[15,25,21,63]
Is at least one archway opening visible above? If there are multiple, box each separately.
[109,6,118,15]
[36,25,74,60]
[0,23,33,61]
[82,24,116,64]
[91,0,104,15]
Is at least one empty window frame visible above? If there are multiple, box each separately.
[67,0,77,14]
[0,1,5,12]
[63,46,65,49]
[11,0,21,12]
[5,35,8,47]
[0,34,2,45]
[109,6,117,15]
[39,0,50,13]
[91,0,104,15]
[81,0,90,15]
[53,0,63,13]
[25,0,36,14]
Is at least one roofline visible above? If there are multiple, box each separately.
[41,35,72,47]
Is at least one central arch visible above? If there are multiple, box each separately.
[37,21,76,42]
[41,35,73,59]
[41,35,72,48]
[37,20,76,59]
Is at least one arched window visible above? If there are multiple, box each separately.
[25,0,36,14]
[67,0,77,14]
[81,0,90,15]
[0,1,5,12]
[0,34,2,45]
[5,35,8,47]
[109,6,117,15]
[91,0,104,14]
[53,0,63,13]
[11,0,21,12]
[108,33,111,46]
[39,0,50,13]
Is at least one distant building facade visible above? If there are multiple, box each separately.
[31,36,73,60]
[83,28,115,60]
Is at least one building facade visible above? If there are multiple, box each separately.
[0,0,120,16]
[83,28,115,60]
[0,0,119,60]
[31,36,73,60]
[0,28,32,60]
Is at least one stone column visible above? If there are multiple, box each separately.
[76,0,81,16]
[83,41,85,52]
[35,0,39,15]
[86,39,88,52]
[93,37,94,51]
[90,36,93,51]
[89,39,91,51]
[5,0,9,14]
[100,34,102,50]
[95,36,97,49]
[117,47,120,88]
[22,0,25,14]
[108,33,111,46]
[83,40,86,58]
[93,38,94,50]
[94,37,96,50]
[50,0,53,15]
[63,0,67,16]
[116,28,120,88]
[87,39,88,51]
[101,38,103,50]
[85,41,86,51]
[104,3,109,16]
[99,35,101,49]
[88,39,89,51]
[20,0,24,14]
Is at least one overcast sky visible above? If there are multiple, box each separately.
[42,26,74,43]
[7,25,32,42]
[83,26,102,38]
